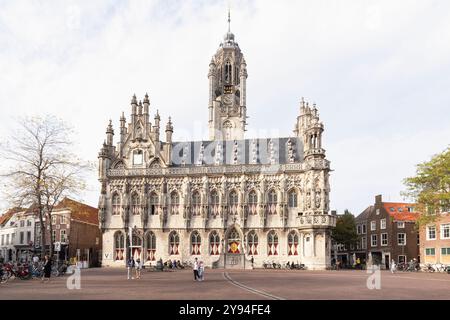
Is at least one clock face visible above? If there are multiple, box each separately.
[223,95,233,105]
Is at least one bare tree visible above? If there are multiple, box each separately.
[0,115,92,259]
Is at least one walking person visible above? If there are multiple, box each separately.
[193,257,199,281]
[127,256,135,280]
[390,259,397,273]
[41,255,52,283]
[251,256,254,269]
[135,258,142,279]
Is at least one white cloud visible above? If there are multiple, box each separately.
[0,0,449,214]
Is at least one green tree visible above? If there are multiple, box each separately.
[331,209,359,249]
[403,147,450,226]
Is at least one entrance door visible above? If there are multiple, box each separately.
[227,228,241,254]
[385,254,390,269]
[131,235,143,261]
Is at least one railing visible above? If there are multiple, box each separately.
[297,214,336,228]
[107,160,330,178]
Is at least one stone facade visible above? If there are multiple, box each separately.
[98,17,335,270]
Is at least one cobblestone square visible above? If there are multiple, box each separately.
[1,268,449,300]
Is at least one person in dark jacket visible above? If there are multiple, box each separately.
[41,255,52,283]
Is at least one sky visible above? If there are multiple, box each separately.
[0,0,449,215]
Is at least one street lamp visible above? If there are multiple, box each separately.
[128,225,137,260]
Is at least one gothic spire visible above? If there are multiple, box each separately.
[228,7,231,33]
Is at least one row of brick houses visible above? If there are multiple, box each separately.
[333,194,450,269]
[333,195,418,268]
[0,198,102,267]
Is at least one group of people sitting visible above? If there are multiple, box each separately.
[163,259,184,269]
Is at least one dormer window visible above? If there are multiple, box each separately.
[133,150,143,166]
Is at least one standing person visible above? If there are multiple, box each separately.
[193,258,199,281]
[390,259,397,273]
[127,256,135,280]
[41,255,52,283]
[135,258,142,279]
[356,258,361,269]
[250,256,254,268]
[198,261,205,281]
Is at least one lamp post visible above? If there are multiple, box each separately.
[129,225,137,260]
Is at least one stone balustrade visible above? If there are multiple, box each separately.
[297,214,336,228]
[107,160,330,178]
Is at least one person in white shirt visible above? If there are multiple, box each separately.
[193,258,199,281]
[390,259,397,273]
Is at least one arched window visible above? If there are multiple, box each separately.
[112,193,121,215]
[132,235,142,247]
[288,190,298,208]
[114,232,125,261]
[191,231,201,255]
[268,189,277,215]
[223,121,232,140]
[225,60,232,84]
[133,149,143,166]
[288,231,299,256]
[247,230,258,255]
[169,231,180,255]
[131,193,140,215]
[192,191,201,216]
[209,231,220,255]
[267,230,279,256]
[170,191,179,215]
[150,192,159,215]
[248,191,258,215]
[229,190,238,215]
[146,232,156,261]
[209,190,220,217]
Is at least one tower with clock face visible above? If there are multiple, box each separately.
[208,12,248,141]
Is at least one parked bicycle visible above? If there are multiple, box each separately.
[421,263,435,272]
[1,262,31,281]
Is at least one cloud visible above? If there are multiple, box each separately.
[0,0,449,214]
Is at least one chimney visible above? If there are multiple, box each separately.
[375,195,382,205]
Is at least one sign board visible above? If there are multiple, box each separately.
[54,242,61,252]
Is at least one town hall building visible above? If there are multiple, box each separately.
[98,14,335,269]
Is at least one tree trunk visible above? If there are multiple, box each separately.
[48,213,54,259]
[38,211,46,260]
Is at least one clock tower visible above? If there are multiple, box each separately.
[208,11,248,141]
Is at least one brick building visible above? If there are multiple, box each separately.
[34,198,102,267]
[353,195,419,269]
[420,212,450,265]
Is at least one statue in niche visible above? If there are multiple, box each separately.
[306,191,311,210]
[315,189,321,209]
